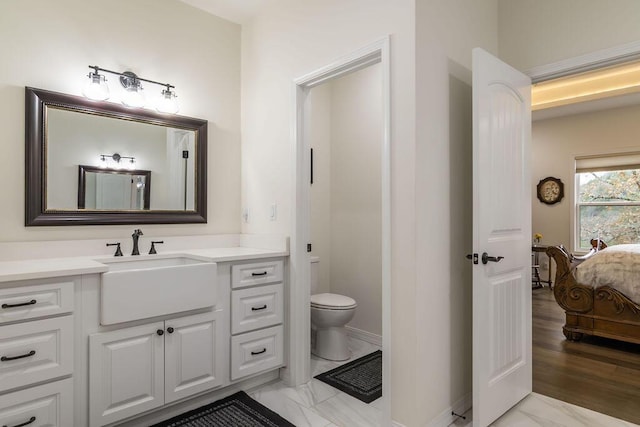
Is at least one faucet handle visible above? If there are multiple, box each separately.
[149,241,164,255]
[106,242,123,257]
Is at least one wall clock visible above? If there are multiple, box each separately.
[536,176,564,205]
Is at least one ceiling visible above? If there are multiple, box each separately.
[532,59,640,121]
[178,0,266,24]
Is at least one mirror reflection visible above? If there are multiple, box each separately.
[78,166,151,210]
[46,107,196,211]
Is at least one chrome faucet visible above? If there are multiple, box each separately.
[131,229,144,255]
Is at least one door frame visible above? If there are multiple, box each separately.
[518,38,640,404]
[288,36,391,426]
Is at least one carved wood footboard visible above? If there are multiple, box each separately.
[546,246,640,344]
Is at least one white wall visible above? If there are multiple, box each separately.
[416,0,499,423]
[242,0,500,424]
[498,0,640,71]
[532,105,640,255]
[240,1,418,423]
[0,0,241,241]
[309,65,383,337]
[329,65,382,336]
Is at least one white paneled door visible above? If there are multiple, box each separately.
[472,48,532,427]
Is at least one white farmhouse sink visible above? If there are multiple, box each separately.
[99,255,217,325]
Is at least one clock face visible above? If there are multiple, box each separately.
[537,177,564,205]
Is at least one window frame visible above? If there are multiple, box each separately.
[574,153,640,251]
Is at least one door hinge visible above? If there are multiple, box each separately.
[465,253,478,265]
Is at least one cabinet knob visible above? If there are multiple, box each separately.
[156,329,164,336]
[167,327,174,334]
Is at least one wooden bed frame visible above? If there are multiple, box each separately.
[546,245,640,345]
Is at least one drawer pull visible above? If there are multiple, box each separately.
[251,348,267,356]
[1,299,37,309]
[251,304,268,311]
[1,350,36,362]
[3,416,36,427]
[251,271,268,277]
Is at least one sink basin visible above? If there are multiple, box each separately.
[99,255,217,325]
[100,255,207,271]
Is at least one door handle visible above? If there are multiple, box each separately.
[482,252,504,265]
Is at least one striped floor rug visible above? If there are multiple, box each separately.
[315,350,382,403]
[151,391,295,427]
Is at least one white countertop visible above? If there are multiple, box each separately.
[0,246,288,284]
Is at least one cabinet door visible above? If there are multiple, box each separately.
[164,311,223,404]
[89,322,164,427]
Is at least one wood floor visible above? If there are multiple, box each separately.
[533,287,640,424]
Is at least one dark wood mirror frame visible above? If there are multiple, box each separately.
[77,165,152,210]
[25,87,207,226]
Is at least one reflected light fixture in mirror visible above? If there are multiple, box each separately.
[82,65,178,113]
[99,153,136,170]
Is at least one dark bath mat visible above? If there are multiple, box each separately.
[150,390,295,427]
[314,350,382,403]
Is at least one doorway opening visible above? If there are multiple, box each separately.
[290,37,391,427]
[529,47,640,425]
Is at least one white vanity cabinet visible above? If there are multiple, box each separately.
[0,278,77,427]
[230,260,285,381]
[89,310,223,427]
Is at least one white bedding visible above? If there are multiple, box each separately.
[575,244,640,302]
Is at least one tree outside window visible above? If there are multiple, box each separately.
[577,168,640,250]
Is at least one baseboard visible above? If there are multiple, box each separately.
[424,393,472,427]
[392,421,408,427]
[345,326,382,347]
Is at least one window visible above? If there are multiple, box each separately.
[576,153,640,250]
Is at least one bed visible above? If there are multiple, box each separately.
[546,241,640,344]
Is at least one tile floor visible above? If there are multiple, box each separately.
[250,337,382,427]
[450,393,639,427]
[249,337,639,427]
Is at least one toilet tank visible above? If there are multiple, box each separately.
[310,256,320,295]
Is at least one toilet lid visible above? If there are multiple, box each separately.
[311,293,357,309]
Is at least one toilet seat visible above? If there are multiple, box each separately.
[311,293,357,310]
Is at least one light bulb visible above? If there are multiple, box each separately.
[156,88,179,114]
[122,85,145,108]
[83,72,110,101]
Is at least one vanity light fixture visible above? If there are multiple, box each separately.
[83,65,178,113]
[156,85,179,114]
[82,66,110,101]
[99,153,136,170]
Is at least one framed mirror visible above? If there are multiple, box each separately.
[25,87,207,225]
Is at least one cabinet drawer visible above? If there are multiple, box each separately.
[231,260,283,289]
[231,325,283,381]
[232,283,283,334]
[0,378,73,427]
[0,316,73,391]
[0,316,73,393]
[0,281,74,325]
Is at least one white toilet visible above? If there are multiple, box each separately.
[310,256,357,361]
